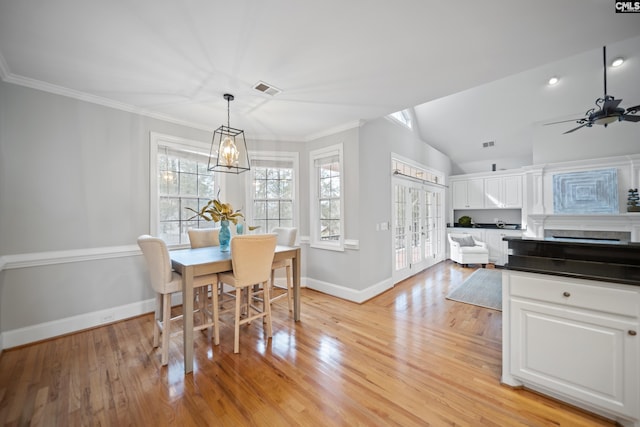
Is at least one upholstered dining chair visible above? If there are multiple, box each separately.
[218,234,277,354]
[188,227,237,311]
[137,235,220,366]
[187,227,220,248]
[270,227,297,311]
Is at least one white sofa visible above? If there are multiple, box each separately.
[448,233,489,267]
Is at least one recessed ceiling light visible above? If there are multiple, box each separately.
[547,76,559,86]
[611,57,624,67]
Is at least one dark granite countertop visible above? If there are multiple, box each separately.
[452,223,521,230]
[504,237,640,286]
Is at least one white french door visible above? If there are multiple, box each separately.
[392,179,444,284]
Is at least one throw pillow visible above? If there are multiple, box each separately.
[452,236,476,247]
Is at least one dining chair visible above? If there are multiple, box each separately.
[218,234,277,353]
[187,227,220,248]
[270,227,297,311]
[188,227,236,312]
[137,235,220,366]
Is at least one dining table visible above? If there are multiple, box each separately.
[170,244,301,374]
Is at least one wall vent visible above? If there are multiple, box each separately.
[253,81,281,96]
[482,141,495,148]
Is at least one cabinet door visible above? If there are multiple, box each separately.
[484,231,502,263]
[484,177,503,208]
[511,299,638,418]
[451,181,469,209]
[466,179,485,208]
[503,175,522,208]
[496,230,521,265]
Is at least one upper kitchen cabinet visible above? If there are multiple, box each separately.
[485,175,522,208]
[452,179,485,209]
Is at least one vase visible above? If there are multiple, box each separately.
[219,220,231,252]
[236,223,244,235]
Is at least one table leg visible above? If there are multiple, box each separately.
[293,248,301,321]
[183,266,194,374]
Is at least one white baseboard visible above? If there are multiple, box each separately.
[0,276,391,349]
[2,299,156,349]
[305,276,393,303]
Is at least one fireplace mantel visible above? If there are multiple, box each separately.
[527,214,640,242]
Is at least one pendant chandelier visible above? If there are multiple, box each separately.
[208,93,251,174]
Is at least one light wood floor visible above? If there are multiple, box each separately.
[0,261,615,426]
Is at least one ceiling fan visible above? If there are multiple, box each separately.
[546,46,640,134]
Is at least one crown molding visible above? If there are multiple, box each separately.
[1,70,216,133]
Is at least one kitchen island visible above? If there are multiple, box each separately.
[501,237,640,427]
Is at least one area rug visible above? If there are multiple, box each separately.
[446,268,502,311]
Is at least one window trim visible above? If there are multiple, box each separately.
[243,150,300,233]
[309,143,344,251]
[149,132,225,248]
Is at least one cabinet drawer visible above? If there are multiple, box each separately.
[508,272,640,317]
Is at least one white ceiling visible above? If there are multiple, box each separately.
[1,1,639,167]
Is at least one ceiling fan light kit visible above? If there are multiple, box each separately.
[545,46,640,134]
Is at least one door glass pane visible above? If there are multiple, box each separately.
[410,188,422,264]
[394,184,407,271]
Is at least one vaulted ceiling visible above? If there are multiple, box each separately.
[1,1,639,167]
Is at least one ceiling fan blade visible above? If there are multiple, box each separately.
[603,98,622,110]
[626,105,640,114]
[544,118,582,126]
[563,123,589,134]
[621,114,640,122]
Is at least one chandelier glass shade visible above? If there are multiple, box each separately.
[208,94,250,174]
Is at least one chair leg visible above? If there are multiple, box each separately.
[212,283,220,346]
[161,293,171,366]
[270,269,276,304]
[153,293,161,348]
[263,280,273,339]
[285,264,293,312]
[234,287,242,354]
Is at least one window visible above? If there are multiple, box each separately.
[310,144,344,250]
[389,109,412,129]
[150,133,220,246]
[392,158,442,185]
[246,153,298,233]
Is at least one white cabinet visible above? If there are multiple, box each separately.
[484,229,521,265]
[503,271,640,426]
[451,179,484,209]
[451,174,522,210]
[484,175,522,208]
[503,175,522,208]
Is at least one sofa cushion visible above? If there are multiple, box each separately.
[459,246,488,254]
[451,235,476,247]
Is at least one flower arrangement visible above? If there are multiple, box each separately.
[186,192,244,225]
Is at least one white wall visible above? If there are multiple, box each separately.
[532,119,640,165]
[301,127,363,296]
[0,81,212,347]
[358,117,451,289]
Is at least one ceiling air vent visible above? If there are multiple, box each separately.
[482,141,495,148]
[253,81,281,96]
